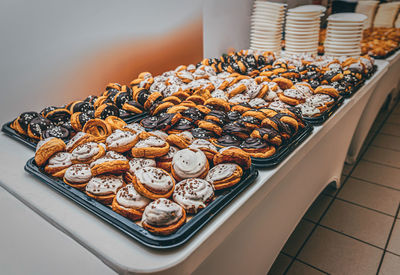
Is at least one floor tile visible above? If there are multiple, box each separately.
[379,252,400,275]
[388,219,400,255]
[338,177,400,216]
[286,260,326,275]
[298,226,383,275]
[320,200,393,248]
[342,163,354,176]
[304,195,333,223]
[267,253,292,275]
[387,113,400,125]
[282,219,315,257]
[352,160,400,190]
[372,134,400,151]
[380,123,400,137]
[363,146,400,169]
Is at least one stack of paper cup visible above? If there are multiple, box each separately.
[355,1,379,29]
[284,5,326,56]
[325,13,367,57]
[249,1,286,54]
[373,2,400,28]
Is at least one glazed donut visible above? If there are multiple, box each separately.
[44,152,72,178]
[85,174,124,205]
[105,116,127,131]
[90,151,130,176]
[237,116,260,130]
[44,108,71,124]
[63,164,92,190]
[71,142,106,164]
[240,137,276,158]
[66,132,96,152]
[35,137,66,167]
[131,132,170,158]
[181,107,204,122]
[105,129,137,153]
[155,146,179,172]
[173,178,214,214]
[188,139,218,161]
[213,147,251,170]
[10,112,39,135]
[41,125,71,141]
[94,103,120,119]
[82,119,113,143]
[112,185,151,221]
[141,198,186,235]
[154,112,182,131]
[128,158,157,175]
[205,163,243,190]
[204,110,229,125]
[171,148,209,181]
[222,122,251,140]
[27,117,54,140]
[127,167,175,199]
[168,119,194,134]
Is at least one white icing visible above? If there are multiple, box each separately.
[173,178,214,213]
[172,149,208,179]
[249,98,268,108]
[36,137,55,152]
[149,130,169,140]
[64,164,92,183]
[135,167,174,192]
[106,129,136,149]
[142,198,183,226]
[90,151,127,167]
[71,142,102,163]
[189,139,217,152]
[85,174,123,195]
[116,185,151,209]
[178,131,194,143]
[47,152,72,169]
[128,158,156,174]
[206,163,239,183]
[66,132,86,151]
[124,123,145,134]
[135,136,166,148]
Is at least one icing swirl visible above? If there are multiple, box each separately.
[142,198,183,226]
[64,164,92,183]
[206,163,239,183]
[106,129,137,148]
[86,174,123,195]
[71,142,104,163]
[128,158,156,174]
[47,152,72,169]
[172,149,208,179]
[173,178,214,213]
[116,185,151,209]
[135,167,174,192]
[189,139,217,151]
[135,136,166,148]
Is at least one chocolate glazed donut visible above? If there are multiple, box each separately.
[140,116,158,130]
[240,137,268,150]
[18,112,39,132]
[226,111,241,122]
[41,125,70,140]
[28,117,54,139]
[216,135,242,147]
[191,128,216,139]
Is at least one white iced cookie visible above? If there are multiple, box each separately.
[173,178,214,213]
[171,148,209,180]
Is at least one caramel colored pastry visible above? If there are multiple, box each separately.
[71,142,106,164]
[82,119,113,143]
[105,116,127,131]
[197,120,223,136]
[166,131,194,149]
[278,89,307,105]
[131,131,170,158]
[112,185,151,221]
[105,129,137,153]
[128,158,157,175]
[11,111,39,135]
[188,139,218,161]
[272,77,293,90]
[141,198,186,235]
[240,137,276,158]
[204,98,230,112]
[156,146,179,172]
[206,163,243,190]
[94,103,120,119]
[63,164,92,190]
[44,152,72,177]
[314,85,339,99]
[171,148,209,181]
[213,147,251,170]
[85,174,124,204]
[251,128,282,146]
[35,137,66,166]
[210,135,242,149]
[127,167,175,200]
[66,132,96,152]
[70,112,92,131]
[90,151,130,176]
[173,178,214,213]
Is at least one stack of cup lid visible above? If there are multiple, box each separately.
[249,1,286,55]
[325,13,367,57]
[284,5,326,56]
[355,1,379,29]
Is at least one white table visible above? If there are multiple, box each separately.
[0,61,389,274]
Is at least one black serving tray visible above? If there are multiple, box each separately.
[25,158,258,249]
[250,122,313,168]
[303,96,345,125]
[370,47,400,60]
[2,113,148,151]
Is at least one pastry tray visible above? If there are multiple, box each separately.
[24,158,259,249]
[370,47,400,60]
[1,113,148,151]
[302,96,345,125]
[250,122,313,168]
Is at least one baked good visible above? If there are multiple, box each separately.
[188,139,218,161]
[90,151,130,176]
[44,152,72,177]
[66,132,96,152]
[240,137,276,158]
[105,129,137,153]
[35,137,66,166]
[127,167,175,199]
[63,164,92,190]
[112,185,151,221]
[82,119,113,143]
[70,142,106,164]
[85,174,124,204]
[104,116,127,131]
[171,148,209,181]
[131,132,170,158]
[141,198,186,235]
[173,178,214,213]
[206,163,243,190]
[213,147,251,170]
[165,131,194,149]
[155,146,179,172]
[128,158,157,175]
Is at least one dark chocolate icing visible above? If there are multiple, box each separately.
[78,112,92,127]
[240,137,267,149]
[18,112,39,131]
[191,128,216,139]
[222,122,251,135]
[216,135,242,147]
[156,113,178,129]
[40,106,57,117]
[206,110,228,125]
[84,95,98,104]
[114,92,131,108]
[99,104,120,119]
[41,125,70,140]
[141,116,158,130]
[172,119,193,131]
[238,116,260,125]
[137,89,150,106]
[181,107,203,121]
[46,109,71,124]
[256,127,279,139]
[28,117,54,138]
[227,111,241,122]
[72,101,94,113]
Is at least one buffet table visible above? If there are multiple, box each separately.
[0,61,389,274]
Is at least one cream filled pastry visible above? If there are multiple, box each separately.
[141,198,186,235]
[35,137,66,166]
[188,139,218,161]
[44,151,72,177]
[173,178,214,214]
[131,132,170,158]
[171,148,209,181]
[63,163,92,190]
[128,158,157,175]
[156,146,179,172]
[124,122,145,134]
[206,163,243,190]
[71,142,106,164]
[90,151,129,176]
[130,167,175,199]
[112,184,151,221]
[149,130,169,140]
[106,129,137,152]
[85,174,124,204]
[65,132,95,152]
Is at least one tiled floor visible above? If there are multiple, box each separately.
[268,102,400,275]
